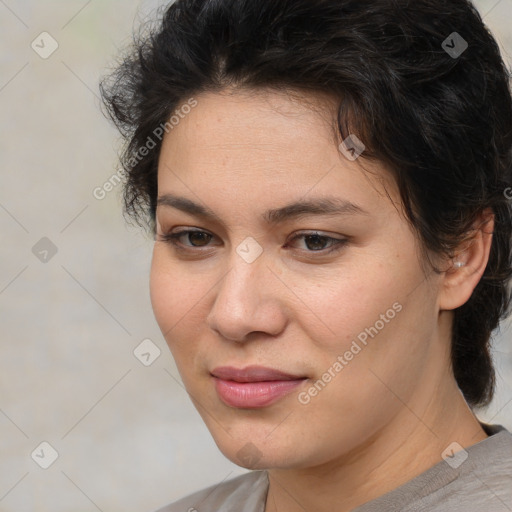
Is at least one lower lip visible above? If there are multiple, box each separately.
[213,377,306,408]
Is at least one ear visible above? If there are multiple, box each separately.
[438,208,494,311]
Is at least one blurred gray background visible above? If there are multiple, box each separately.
[0,1,511,511]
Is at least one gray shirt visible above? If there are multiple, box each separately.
[155,423,512,512]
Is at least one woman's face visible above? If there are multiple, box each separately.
[150,88,446,470]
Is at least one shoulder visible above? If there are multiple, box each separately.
[355,423,512,512]
[153,470,269,512]
[410,423,512,512]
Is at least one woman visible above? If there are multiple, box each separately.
[100,0,512,510]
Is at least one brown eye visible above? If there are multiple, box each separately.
[286,232,348,255]
[158,229,215,248]
[186,231,212,247]
[303,234,330,251]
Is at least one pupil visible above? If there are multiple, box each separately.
[306,234,326,251]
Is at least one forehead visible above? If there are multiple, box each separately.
[156,87,401,218]
[164,86,344,150]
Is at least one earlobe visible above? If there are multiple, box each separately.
[438,208,494,311]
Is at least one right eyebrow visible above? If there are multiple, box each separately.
[156,195,224,224]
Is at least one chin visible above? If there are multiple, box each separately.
[211,429,305,471]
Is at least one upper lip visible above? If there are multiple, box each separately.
[211,365,306,382]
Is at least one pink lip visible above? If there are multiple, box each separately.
[211,365,307,408]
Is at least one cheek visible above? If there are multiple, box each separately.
[149,250,213,382]
[308,269,436,404]
[149,252,178,332]
[149,248,208,345]
[292,264,402,349]
[295,256,433,390]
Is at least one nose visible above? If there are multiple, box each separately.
[206,253,288,343]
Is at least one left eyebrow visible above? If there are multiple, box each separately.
[262,197,370,225]
[156,194,370,226]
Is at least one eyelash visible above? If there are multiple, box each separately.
[157,229,348,255]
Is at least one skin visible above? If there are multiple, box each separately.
[149,87,494,512]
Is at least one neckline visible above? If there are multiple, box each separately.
[352,422,509,510]
[259,423,509,512]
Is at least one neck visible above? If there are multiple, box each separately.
[264,318,488,512]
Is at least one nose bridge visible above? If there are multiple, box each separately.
[206,247,285,341]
